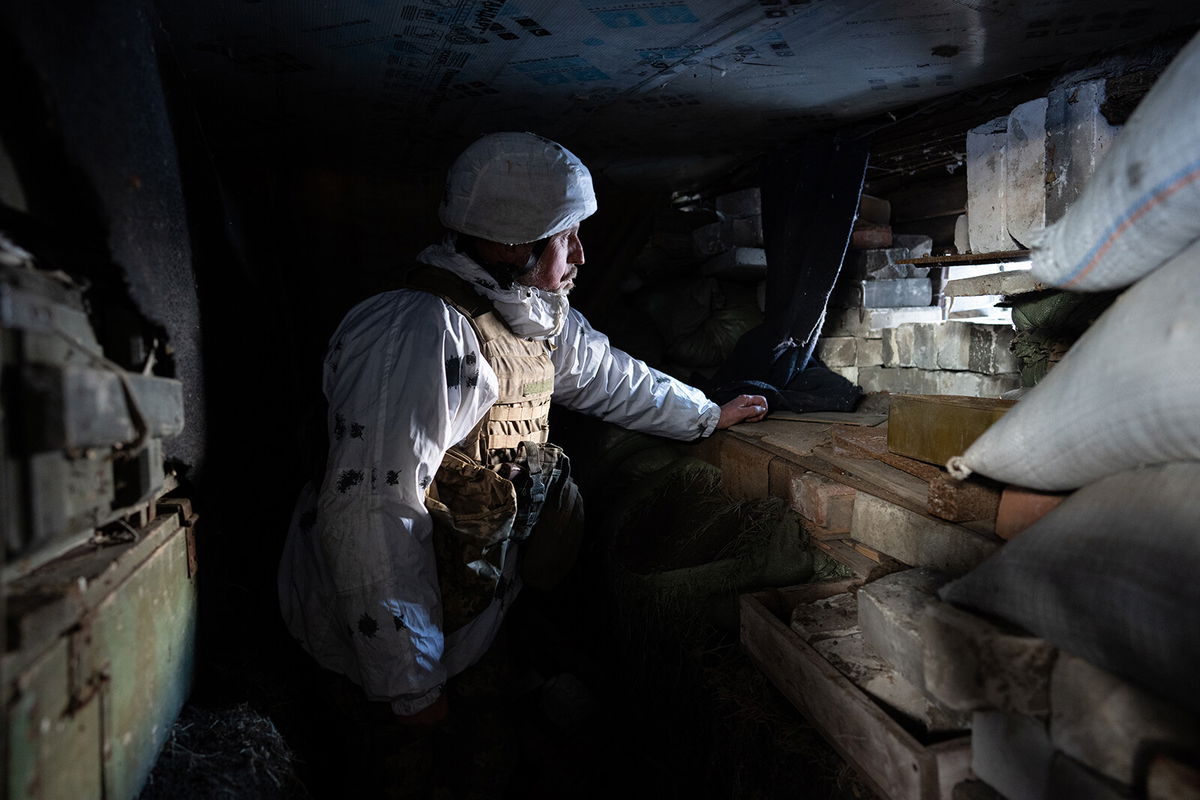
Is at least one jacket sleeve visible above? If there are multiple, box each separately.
[551,307,721,440]
[316,291,497,714]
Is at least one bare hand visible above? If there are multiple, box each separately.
[716,394,769,429]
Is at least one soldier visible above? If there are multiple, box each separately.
[277,133,766,788]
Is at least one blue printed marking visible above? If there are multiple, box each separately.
[1061,156,1200,285]
[647,5,697,23]
[595,10,646,27]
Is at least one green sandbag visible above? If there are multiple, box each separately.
[1010,289,1116,333]
[666,281,763,368]
[635,277,717,343]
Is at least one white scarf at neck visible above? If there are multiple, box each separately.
[415,239,569,340]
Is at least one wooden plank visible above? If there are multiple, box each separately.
[4,511,183,678]
[888,395,1015,467]
[897,250,1032,266]
[741,591,967,799]
[769,578,864,608]
[832,424,944,481]
[832,426,1000,523]
[807,522,851,541]
[852,541,883,562]
[930,739,974,800]
[815,445,931,509]
[813,538,907,582]
[928,473,1002,523]
[771,410,887,427]
[7,637,103,800]
[944,271,1049,298]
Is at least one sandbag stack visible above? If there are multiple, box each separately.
[929,31,1200,799]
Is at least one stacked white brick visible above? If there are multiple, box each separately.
[692,187,767,281]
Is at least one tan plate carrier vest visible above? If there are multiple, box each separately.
[402,265,560,631]
[404,265,554,462]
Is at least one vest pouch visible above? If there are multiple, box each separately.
[507,441,570,542]
[426,449,518,633]
[506,440,585,590]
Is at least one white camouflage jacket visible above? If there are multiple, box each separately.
[277,240,720,714]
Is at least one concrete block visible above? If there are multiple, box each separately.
[971,711,1054,800]
[846,244,930,281]
[1050,654,1200,788]
[816,336,858,367]
[862,278,933,308]
[856,567,948,687]
[911,323,940,370]
[851,247,901,275]
[932,371,1020,398]
[881,328,900,368]
[693,219,731,257]
[851,492,1000,575]
[855,338,883,367]
[858,366,916,394]
[893,234,933,259]
[995,486,1067,540]
[874,308,943,331]
[921,601,1057,717]
[813,631,968,733]
[716,187,760,218]
[1048,753,1133,800]
[857,365,890,394]
[944,271,1048,299]
[791,472,856,531]
[1045,78,1120,224]
[730,215,763,247]
[954,214,971,254]
[858,193,891,225]
[968,325,1017,375]
[829,365,859,385]
[935,321,977,370]
[702,247,766,280]
[966,117,1018,254]
[790,591,859,641]
[937,321,1018,374]
[882,325,914,368]
[825,307,942,339]
[1005,97,1049,248]
[851,223,892,250]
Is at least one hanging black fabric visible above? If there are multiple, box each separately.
[709,134,870,413]
[708,324,862,413]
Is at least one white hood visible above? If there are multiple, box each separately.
[416,238,569,340]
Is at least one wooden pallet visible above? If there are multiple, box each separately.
[740,581,971,800]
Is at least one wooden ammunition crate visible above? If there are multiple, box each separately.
[740,580,971,800]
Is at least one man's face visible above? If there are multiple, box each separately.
[523,225,585,294]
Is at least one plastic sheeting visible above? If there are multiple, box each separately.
[155,0,1199,184]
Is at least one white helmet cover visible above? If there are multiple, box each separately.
[439,132,598,245]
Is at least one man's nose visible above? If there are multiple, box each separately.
[569,234,585,265]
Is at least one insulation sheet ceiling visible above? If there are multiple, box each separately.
[157,0,1196,184]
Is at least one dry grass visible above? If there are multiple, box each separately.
[138,702,310,800]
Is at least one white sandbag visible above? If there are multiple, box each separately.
[1030,31,1200,290]
[947,237,1200,490]
[939,462,1200,716]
